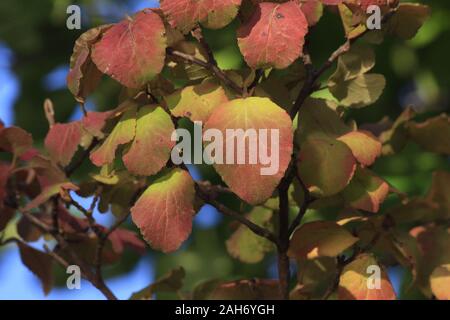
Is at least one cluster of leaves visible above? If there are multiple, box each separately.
[0,0,448,300]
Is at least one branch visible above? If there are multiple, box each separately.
[288,176,314,236]
[196,183,280,247]
[167,47,244,95]
[290,8,398,119]
[93,186,144,281]
[277,183,291,300]
[20,210,117,300]
[65,138,99,177]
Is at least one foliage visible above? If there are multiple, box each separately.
[0,0,449,301]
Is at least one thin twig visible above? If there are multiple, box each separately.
[167,47,244,95]
[196,184,280,247]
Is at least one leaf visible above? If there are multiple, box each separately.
[90,106,137,167]
[337,130,382,166]
[385,3,431,40]
[130,267,185,300]
[0,126,33,158]
[329,44,376,85]
[131,169,196,253]
[44,122,83,167]
[296,98,350,143]
[122,105,175,176]
[0,163,10,205]
[297,136,356,197]
[0,207,15,232]
[204,97,293,205]
[108,228,146,255]
[379,107,415,155]
[430,264,450,300]
[165,80,228,123]
[205,279,281,300]
[288,221,358,260]
[342,167,389,213]
[67,25,111,103]
[293,257,338,299]
[338,253,396,300]
[226,206,275,263]
[168,41,210,81]
[237,1,308,69]
[17,241,53,295]
[407,114,450,155]
[92,9,167,88]
[299,0,324,26]
[160,0,242,33]
[22,182,79,212]
[81,111,113,139]
[427,170,450,220]
[412,225,450,297]
[329,74,386,108]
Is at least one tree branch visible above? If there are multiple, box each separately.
[167,47,244,95]
[290,8,398,119]
[20,210,117,300]
[196,183,280,247]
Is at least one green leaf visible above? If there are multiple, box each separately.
[407,114,450,155]
[329,74,386,108]
[165,80,228,123]
[131,169,196,252]
[338,253,396,300]
[288,221,358,260]
[296,98,349,143]
[130,267,185,300]
[200,279,281,300]
[297,136,356,197]
[123,105,175,176]
[341,167,389,213]
[337,130,382,166]
[328,44,376,85]
[379,107,415,155]
[385,3,431,40]
[90,107,137,167]
[226,206,275,263]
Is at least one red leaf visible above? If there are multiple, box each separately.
[131,169,195,253]
[204,97,293,205]
[0,163,10,206]
[238,1,308,69]
[109,228,146,255]
[18,241,53,295]
[67,25,111,103]
[0,126,33,158]
[92,10,167,88]
[160,0,242,33]
[45,122,83,166]
[81,111,113,139]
